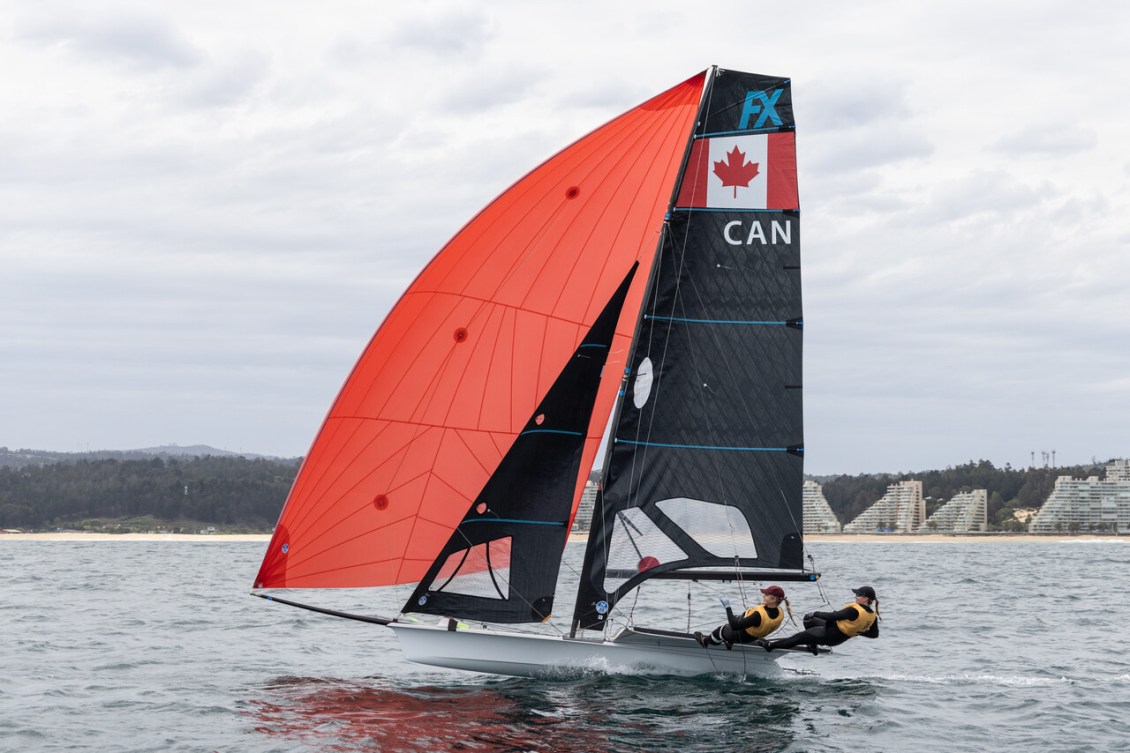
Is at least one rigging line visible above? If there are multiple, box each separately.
[808,551,831,607]
[430,547,472,594]
[484,539,506,600]
[614,510,647,560]
[733,556,749,608]
[644,218,742,532]
[591,76,714,615]
[251,593,393,626]
[605,141,716,616]
[635,80,734,509]
[614,74,717,517]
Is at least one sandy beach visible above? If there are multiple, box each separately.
[0,532,1123,543]
[805,533,1125,543]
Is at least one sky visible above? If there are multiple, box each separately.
[2,1,1127,475]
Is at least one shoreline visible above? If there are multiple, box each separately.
[805,533,1126,543]
[0,532,1124,543]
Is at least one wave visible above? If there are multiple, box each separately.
[878,673,1073,687]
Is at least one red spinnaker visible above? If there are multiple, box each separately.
[255,73,705,589]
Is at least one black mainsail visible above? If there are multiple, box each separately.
[572,69,806,632]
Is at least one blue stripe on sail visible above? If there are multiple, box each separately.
[616,439,790,452]
[461,519,565,526]
[699,126,796,138]
[645,315,795,326]
[519,429,584,437]
[578,343,608,349]
[671,207,799,214]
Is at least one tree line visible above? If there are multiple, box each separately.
[0,455,300,531]
[0,453,1114,533]
[817,458,1110,531]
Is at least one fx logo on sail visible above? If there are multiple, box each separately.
[739,89,783,130]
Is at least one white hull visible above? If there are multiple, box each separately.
[389,622,799,678]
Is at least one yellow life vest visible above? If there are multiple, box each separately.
[835,603,876,637]
[742,604,783,638]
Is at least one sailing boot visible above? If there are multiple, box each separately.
[694,632,710,648]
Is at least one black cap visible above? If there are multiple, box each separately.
[853,586,877,600]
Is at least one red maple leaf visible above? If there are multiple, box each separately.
[713,146,760,198]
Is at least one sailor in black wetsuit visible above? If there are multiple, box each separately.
[757,586,880,655]
[695,585,793,649]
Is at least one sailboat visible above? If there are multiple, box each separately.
[252,66,823,678]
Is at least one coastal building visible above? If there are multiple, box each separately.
[918,490,987,533]
[1029,459,1130,533]
[802,480,842,533]
[573,479,599,532]
[844,480,925,533]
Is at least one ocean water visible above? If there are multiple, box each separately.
[3,539,1128,753]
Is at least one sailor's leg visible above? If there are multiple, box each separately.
[695,625,727,648]
[762,627,822,651]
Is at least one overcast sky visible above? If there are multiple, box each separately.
[2,1,1127,475]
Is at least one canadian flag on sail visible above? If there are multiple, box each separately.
[675,132,798,210]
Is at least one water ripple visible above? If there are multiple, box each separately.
[4,540,1130,752]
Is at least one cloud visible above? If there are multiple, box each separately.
[2,1,1128,472]
[803,79,914,132]
[991,123,1098,156]
[809,127,934,176]
[179,50,270,108]
[14,9,202,70]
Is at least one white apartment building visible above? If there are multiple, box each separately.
[918,489,988,533]
[803,480,842,533]
[572,480,599,532]
[1029,459,1130,533]
[844,480,925,533]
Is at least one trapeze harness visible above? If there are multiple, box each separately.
[741,604,783,639]
[834,603,876,637]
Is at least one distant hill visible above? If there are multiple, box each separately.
[135,444,269,459]
[0,452,301,532]
[0,445,297,469]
